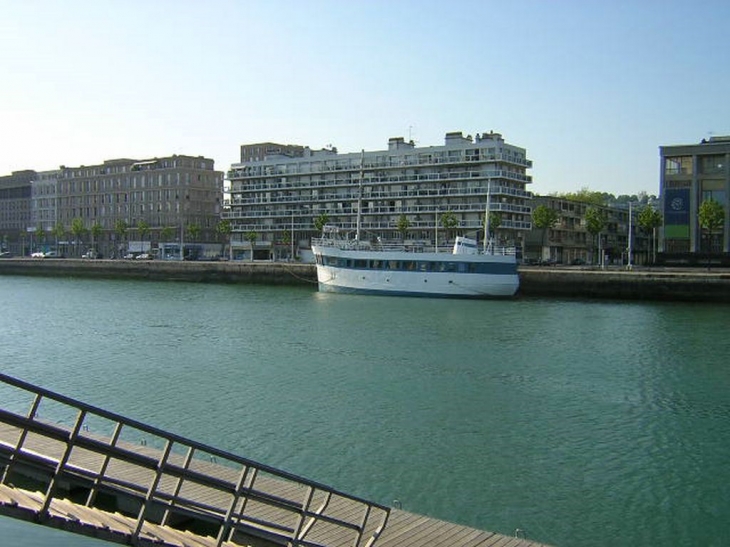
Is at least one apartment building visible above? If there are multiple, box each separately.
[0,170,34,254]
[30,169,60,234]
[226,131,533,260]
[50,155,223,257]
[524,196,650,266]
[660,136,730,257]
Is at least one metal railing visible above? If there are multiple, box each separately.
[0,373,390,547]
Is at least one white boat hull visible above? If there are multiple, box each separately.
[312,245,519,298]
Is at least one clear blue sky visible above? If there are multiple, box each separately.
[2,0,728,196]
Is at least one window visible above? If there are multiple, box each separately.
[664,156,693,175]
[699,155,725,175]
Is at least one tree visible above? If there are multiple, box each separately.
[554,187,608,206]
[440,211,458,241]
[396,214,410,240]
[532,205,559,259]
[313,213,329,233]
[71,218,86,257]
[637,205,662,264]
[186,223,201,242]
[115,219,128,255]
[584,207,607,265]
[216,220,232,260]
[137,220,150,248]
[90,222,103,254]
[488,211,502,238]
[160,226,175,242]
[51,223,66,255]
[698,198,725,254]
[244,231,257,261]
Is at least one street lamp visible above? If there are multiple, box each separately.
[627,201,634,270]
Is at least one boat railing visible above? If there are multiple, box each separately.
[312,237,517,256]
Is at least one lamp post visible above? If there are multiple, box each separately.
[627,201,634,270]
[179,194,188,261]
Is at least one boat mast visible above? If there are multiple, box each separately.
[484,180,492,254]
[356,150,363,241]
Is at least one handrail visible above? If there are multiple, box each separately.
[0,372,390,547]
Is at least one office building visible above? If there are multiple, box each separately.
[660,136,730,256]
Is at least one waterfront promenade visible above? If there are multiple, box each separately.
[1,257,730,302]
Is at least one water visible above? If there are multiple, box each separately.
[0,275,729,546]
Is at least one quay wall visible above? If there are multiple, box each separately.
[0,258,318,286]
[518,266,730,303]
[2,259,730,302]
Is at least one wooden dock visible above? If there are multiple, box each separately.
[0,373,550,547]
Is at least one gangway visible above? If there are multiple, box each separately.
[0,373,552,547]
[0,373,390,547]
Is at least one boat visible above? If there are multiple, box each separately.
[311,231,519,298]
[310,152,519,298]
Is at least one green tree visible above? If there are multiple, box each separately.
[585,207,607,265]
[698,198,725,254]
[90,222,103,254]
[396,214,410,240]
[532,205,559,258]
[637,205,662,264]
[115,219,128,255]
[51,222,66,254]
[71,218,86,257]
[244,231,257,261]
[216,220,232,260]
[35,226,46,245]
[440,210,458,241]
[555,187,608,206]
[160,226,175,242]
[313,213,330,233]
[137,220,150,248]
[186,223,201,242]
[488,211,502,238]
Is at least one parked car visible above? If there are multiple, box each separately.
[123,253,136,259]
[0,251,12,258]
[31,251,46,258]
[82,250,102,259]
[43,251,59,258]
[135,253,153,260]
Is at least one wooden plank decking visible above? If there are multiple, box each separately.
[0,374,551,547]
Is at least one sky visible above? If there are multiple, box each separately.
[1,0,729,197]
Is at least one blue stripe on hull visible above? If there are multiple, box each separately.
[318,283,515,299]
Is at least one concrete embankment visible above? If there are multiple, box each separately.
[518,266,730,303]
[2,259,729,303]
[0,258,318,286]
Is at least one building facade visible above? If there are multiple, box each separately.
[660,136,730,257]
[523,196,651,266]
[52,155,224,257]
[226,131,533,260]
[1,155,223,258]
[0,170,34,255]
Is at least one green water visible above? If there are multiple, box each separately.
[1,275,729,546]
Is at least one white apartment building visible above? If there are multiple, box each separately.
[226,131,533,259]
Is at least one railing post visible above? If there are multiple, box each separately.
[132,439,172,541]
[39,408,87,520]
[161,445,195,526]
[86,420,123,507]
[215,464,250,547]
[0,393,42,484]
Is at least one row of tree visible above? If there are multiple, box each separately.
[533,197,727,260]
[31,219,239,256]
